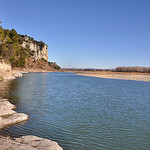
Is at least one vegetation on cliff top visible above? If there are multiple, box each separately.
[0,22,60,70]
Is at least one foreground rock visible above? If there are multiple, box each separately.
[0,99,28,129]
[0,99,63,150]
[0,135,62,150]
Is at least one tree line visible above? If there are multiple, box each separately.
[113,66,150,73]
[0,21,33,67]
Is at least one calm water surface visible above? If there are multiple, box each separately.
[1,72,150,150]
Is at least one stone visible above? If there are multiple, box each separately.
[0,70,23,80]
[0,99,28,129]
[0,99,63,150]
[0,135,63,150]
[22,41,48,61]
[0,113,28,129]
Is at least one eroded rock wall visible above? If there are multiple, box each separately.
[22,37,48,61]
[0,61,11,71]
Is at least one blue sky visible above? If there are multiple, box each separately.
[0,0,150,68]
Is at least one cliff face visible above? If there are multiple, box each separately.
[0,26,60,70]
[0,62,11,71]
[21,37,48,61]
[0,59,11,71]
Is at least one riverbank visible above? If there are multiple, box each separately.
[76,71,150,82]
[0,68,59,81]
[0,71,63,150]
[0,70,23,80]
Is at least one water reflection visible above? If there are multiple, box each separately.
[0,80,12,98]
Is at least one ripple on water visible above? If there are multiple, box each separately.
[1,72,150,150]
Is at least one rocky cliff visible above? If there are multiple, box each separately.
[0,61,11,71]
[21,36,48,61]
[0,24,60,70]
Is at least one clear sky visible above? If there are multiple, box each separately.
[0,0,150,68]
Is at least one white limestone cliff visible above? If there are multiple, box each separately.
[22,37,48,61]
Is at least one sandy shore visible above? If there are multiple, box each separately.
[76,71,150,82]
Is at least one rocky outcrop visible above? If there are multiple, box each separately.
[0,62,11,71]
[0,98,28,129]
[0,135,63,150]
[0,98,63,150]
[22,37,48,61]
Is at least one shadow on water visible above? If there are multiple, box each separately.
[0,80,12,99]
[0,78,21,104]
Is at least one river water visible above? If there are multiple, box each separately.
[1,72,150,150]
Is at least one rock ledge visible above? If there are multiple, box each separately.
[0,99,28,129]
[0,98,63,150]
[0,135,62,150]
